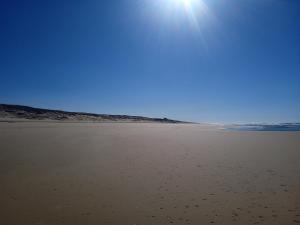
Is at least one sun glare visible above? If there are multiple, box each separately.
[166,0,197,10]
[145,0,214,37]
[181,0,193,8]
[170,0,199,9]
[158,0,210,29]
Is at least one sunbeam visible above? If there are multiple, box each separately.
[145,0,214,34]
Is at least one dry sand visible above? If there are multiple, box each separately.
[0,122,300,225]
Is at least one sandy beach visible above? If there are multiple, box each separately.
[0,122,299,225]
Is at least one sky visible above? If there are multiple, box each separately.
[0,0,299,123]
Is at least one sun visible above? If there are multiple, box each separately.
[170,0,205,13]
[167,0,195,9]
[148,0,213,32]
[181,0,193,8]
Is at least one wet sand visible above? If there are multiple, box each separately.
[0,122,300,225]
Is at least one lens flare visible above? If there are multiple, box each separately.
[158,0,213,31]
[141,0,216,46]
[181,0,193,8]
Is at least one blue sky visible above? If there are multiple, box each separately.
[0,0,299,123]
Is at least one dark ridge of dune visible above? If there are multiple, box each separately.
[0,104,186,123]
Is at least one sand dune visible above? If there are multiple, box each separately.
[0,104,185,123]
[0,122,299,225]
